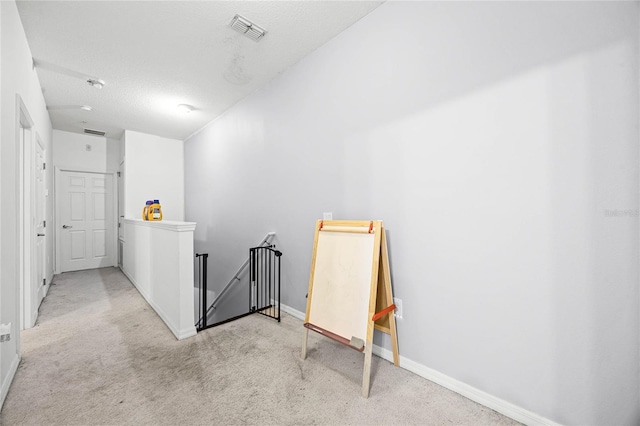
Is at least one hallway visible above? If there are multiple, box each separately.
[0,268,516,425]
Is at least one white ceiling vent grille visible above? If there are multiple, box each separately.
[83,128,106,137]
[230,14,266,42]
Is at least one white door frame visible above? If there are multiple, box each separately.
[34,134,48,306]
[16,95,34,330]
[54,166,118,274]
[118,160,125,268]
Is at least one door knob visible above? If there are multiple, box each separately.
[37,233,45,237]
[62,225,72,229]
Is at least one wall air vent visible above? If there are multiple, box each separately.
[229,14,266,42]
[83,128,106,137]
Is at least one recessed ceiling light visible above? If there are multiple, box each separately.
[87,78,105,89]
[177,104,194,114]
[80,105,93,111]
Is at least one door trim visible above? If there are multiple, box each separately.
[54,167,118,274]
[34,133,47,306]
[16,95,34,331]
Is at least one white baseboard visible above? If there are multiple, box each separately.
[0,354,20,412]
[29,308,37,329]
[371,345,561,426]
[280,302,560,426]
[280,302,306,320]
[121,269,196,340]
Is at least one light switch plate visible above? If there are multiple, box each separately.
[0,322,11,343]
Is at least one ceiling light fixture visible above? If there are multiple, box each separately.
[80,105,93,111]
[176,104,194,114]
[87,78,105,89]
[230,14,266,42]
[33,59,107,90]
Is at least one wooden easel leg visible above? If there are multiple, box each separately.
[301,328,309,360]
[380,228,400,367]
[361,343,373,398]
[386,282,400,366]
[389,315,400,367]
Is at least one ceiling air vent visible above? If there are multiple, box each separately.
[229,14,266,42]
[83,128,106,137]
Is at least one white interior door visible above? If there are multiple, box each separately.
[34,138,46,306]
[58,170,116,272]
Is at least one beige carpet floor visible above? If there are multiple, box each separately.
[0,267,518,425]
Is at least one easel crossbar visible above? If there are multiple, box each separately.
[319,227,375,234]
[304,323,365,353]
[372,304,396,322]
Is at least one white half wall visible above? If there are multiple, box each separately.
[0,0,53,410]
[121,218,196,340]
[123,130,184,221]
[184,2,639,425]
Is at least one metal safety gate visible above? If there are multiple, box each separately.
[250,245,282,322]
[195,245,281,331]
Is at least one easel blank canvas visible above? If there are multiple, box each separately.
[307,229,374,346]
[302,220,399,398]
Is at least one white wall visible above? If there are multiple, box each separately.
[184,2,639,425]
[0,0,53,409]
[0,1,4,408]
[123,130,184,221]
[119,132,125,165]
[52,130,120,172]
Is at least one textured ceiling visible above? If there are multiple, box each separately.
[16,1,382,140]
